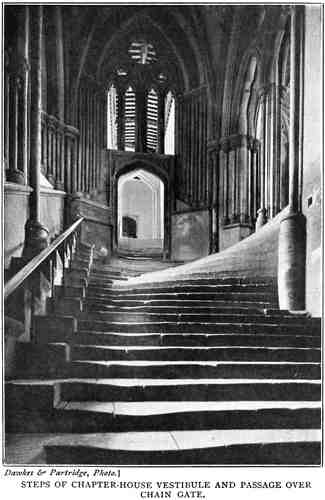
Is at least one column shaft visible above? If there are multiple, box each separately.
[288,7,302,211]
[23,5,49,258]
[136,88,147,152]
[117,88,125,150]
[29,6,43,221]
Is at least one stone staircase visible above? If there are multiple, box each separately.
[5,244,321,465]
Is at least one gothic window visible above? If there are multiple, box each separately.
[164,91,175,155]
[107,84,117,150]
[124,86,136,151]
[128,41,157,65]
[146,88,158,152]
[106,40,176,153]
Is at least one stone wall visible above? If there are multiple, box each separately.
[4,183,32,268]
[68,194,113,259]
[4,184,65,269]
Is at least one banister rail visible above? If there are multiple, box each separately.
[4,217,84,300]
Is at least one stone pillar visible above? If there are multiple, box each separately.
[251,140,259,223]
[4,51,10,173]
[208,144,219,253]
[220,142,229,225]
[157,89,165,154]
[22,6,30,185]
[256,94,267,230]
[117,86,125,151]
[5,8,28,185]
[135,86,147,152]
[23,5,49,259]
[236,136,249,224]
[278,6,306,311]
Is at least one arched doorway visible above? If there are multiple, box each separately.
[117,168,164,255]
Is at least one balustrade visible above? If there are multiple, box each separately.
[5,217,85,341]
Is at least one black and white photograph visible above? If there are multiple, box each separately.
[2,0,323,472]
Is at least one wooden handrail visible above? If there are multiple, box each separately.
[4,217,84,300]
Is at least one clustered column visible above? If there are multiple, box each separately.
[4,6,30,185]
[116,86,125,151]
[74,84,106,196]
[23,5,49,258]
[177,88,208,206]
[219,134,257,228]
[135,86,147,153]
[157,89,166,154]
[278,6,306,311]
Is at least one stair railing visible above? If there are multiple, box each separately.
[4,217,84,301]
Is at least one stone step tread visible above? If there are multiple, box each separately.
[7,379,321,401]
[105,286,276,293]
[57,401,321,415]
[78,331,319,338]
[72,360,320,366]
[8,377,321,386]
[95,283,276,289]
[71,345,320,362]
[111,276,277,282]
[73,344,320,351]
[78,320,319,329]
[87,305,273,310]
[43,429,321,451]
[87,293,278,301]
[75,332,321,348]
[87,299,275,305]
[80,312,309,321]
[76,330,320,341]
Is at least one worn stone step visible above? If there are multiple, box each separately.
[34,316,77,343]
[95,283,276,294]
[87,290,278,303]
[66,268,89,280]
[7,401,320,434]
[52,402,322,433]
[67,360,321,379]
[71,345,320,363]
[78,320,320,335]
[7,378,321,405]
[60,378,322,402]
[70,262,90,273]
[64,275,88,288]
[79,311,312,325]
[89,278,114,286]
[85,298,275,309]
[86,299,270,315]
[48,297,83,316]
[113,276,277,287]
[76,331,321,348]
[55,285,86,299]
[90,272,128,280]
[44,430,321,465]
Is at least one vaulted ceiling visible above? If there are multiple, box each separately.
[61,5,232,93]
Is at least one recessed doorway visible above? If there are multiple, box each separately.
[117,169,164,254]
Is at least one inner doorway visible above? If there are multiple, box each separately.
[117,169,164,254]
